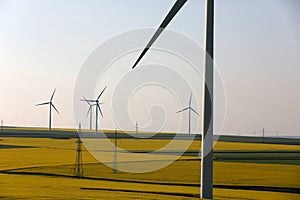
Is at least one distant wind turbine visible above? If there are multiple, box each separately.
[82,86,107,134]
[131,0,214,198]
[36,89,60,133]
[80,96,97,130]
[177,94,201,134]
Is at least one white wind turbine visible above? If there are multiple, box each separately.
[36,89,60,134]
[81,96,98,130]
[82,86,107,134]
[177,94,201,134]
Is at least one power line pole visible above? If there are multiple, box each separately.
[262,128,265,143]
[188,104,191,134]
[136,121,138,137]
[74,123,83,178]
[113,129,118,174]
[1,120,3,134]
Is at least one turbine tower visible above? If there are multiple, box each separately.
[131,0,214,198]
[36,89,60,134]
[82,86,107,134]
[177,94,201,134]
[81,96,97,130]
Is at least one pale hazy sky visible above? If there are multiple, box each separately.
[0,0,299,136]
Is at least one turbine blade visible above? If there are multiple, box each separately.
[81,96,91,105]
[51,103,60,114]
[86,106,92,118]
[190,107,201,117]
[132,0,187,69]
[50,89,56,101]
[97,104,103,117]
[97,86,107,100]
[80,98,96,103]
[189,93,192,106]
[176,107,188,113]
[36,102,50,106]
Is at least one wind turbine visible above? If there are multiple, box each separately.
[82,86,107,134]
[80,96,97,130]
[177,94,201,134]
[131,0,214,198]
[36,89,60,134]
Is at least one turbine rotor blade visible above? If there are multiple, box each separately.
[132,0,187,69]
[50,88,56,101]
[82,99,96,102]
[81,96,91,105]
[36,102,50,106]
[189,93,192,106]
[97,104,103,117]
[86,106,92,118]
[176,107,188,113]
[97,86,107,100]
[51,103,60,114]
[190,107,201,117]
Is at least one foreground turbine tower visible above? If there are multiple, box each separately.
[201,0,214,198]
[36,89,60,134]
[131,0,214,198]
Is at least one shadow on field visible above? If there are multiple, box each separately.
[0,170,299,196]
[0,144,35,149]
[81,187,200,198]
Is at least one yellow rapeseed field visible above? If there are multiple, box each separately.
[0,137,299,199]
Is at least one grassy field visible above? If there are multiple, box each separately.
[0,133,299,199]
